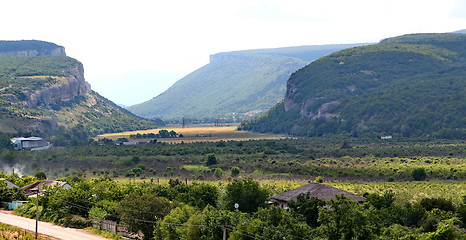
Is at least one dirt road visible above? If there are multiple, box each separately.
[0,211,110,240]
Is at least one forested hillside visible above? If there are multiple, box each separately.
[0,44,157,138]
[128,44,366,122]
[241,33,466,139]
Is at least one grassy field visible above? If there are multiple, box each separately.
[0,222,58,240]
[98,125,288,143]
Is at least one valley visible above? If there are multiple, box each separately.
[98,125,288,143]
[1,34,466,239]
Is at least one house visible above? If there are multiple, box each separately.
[10,137,50,150]
[0,178,19,189]
[381,135,393,140]
[123,141,148,146]
[21,180,71,197]
[268,182,365,209]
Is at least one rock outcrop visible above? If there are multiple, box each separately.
[0,47,66,56]
[24,63,91,109]
[0,40,66,56]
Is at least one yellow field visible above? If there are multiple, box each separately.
[98,125,288,143]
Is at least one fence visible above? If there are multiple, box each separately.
[91,219,141,239]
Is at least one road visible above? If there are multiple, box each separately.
[0,211,111,240]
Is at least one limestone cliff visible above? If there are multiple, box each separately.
[0,40,66,56]
[0,40,157,135]
[24,63,91,109]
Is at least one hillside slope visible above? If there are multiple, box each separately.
[127,44,366,121]
[241,33,466,139]
[0,41,157,136]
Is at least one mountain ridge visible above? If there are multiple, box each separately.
[240,33,466,139]
[128,43,367,121]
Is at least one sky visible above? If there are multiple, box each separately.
[2,0,466,106]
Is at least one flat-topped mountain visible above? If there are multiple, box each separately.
[0,40,156,137]
[0,40,66,56]
[127,43,367,122]
[241,33,466,139]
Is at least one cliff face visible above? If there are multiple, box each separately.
[0,46,66,56]
[24,63,91,108]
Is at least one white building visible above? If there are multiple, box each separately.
[10,137,50,150]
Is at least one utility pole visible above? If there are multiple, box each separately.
[223,226,227,240]
[35,182,41,240]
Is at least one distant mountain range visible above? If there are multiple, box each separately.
[0,40,157,137]
[241,33,466,139]
[127,43,367,122]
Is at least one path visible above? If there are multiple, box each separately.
[0,211,111,240]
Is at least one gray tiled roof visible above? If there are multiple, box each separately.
[269,182,365,202]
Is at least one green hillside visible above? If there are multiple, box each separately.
[0,55,157,137]
[127,44,366,122]
[241,33,466,139]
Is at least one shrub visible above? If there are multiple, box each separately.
[230,167,240,177]
[58,215,88,228]
[315,176,324,183]
[420,197,455,212]
[204,153,217,166]
[412,168,427,181]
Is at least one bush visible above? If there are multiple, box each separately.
[412,168,427,181]
[230,167,240,177]
[58,215,88,228]
[315,176,324,183]
[420,197,455,212]
[204,153,217,166]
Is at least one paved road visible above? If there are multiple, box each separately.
[0,211,111,240]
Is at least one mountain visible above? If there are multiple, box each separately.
[0,40,157,136]
[240,33,466,139]
[0,40,66,56]
[127,43,367,122]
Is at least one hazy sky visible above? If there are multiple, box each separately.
[3,0,466,106]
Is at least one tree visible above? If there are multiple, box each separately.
[213,168,223,179]
[0,182,26,202]
[230,167,240,177]
[288,194,325,227]
[412,168,427,181]
[230,206,314,240]
[34,171,47,180]
[317,195,379,240]
[204,153,218,166]
[223,178,269,213]
[117,193,175,240]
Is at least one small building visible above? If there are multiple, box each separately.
[0,178,19,189]
[269,182,365,210]
[10,137,50,150]
[123,141,148,146]
[21,180,71,197]
[381,135,393,140]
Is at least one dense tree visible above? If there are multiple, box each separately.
[412,167,427,181]
[288,194,325,227]
[34,171,47,180]
[117,193,175,240]
[204,153,218,166]
[223,178,269,213]
[317,195,380,240]
[0,182,25,202]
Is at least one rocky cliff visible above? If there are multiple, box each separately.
[0,40,157,136]
[241,33,466,139]
[0,40,66,56]
[24,63,91,109]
